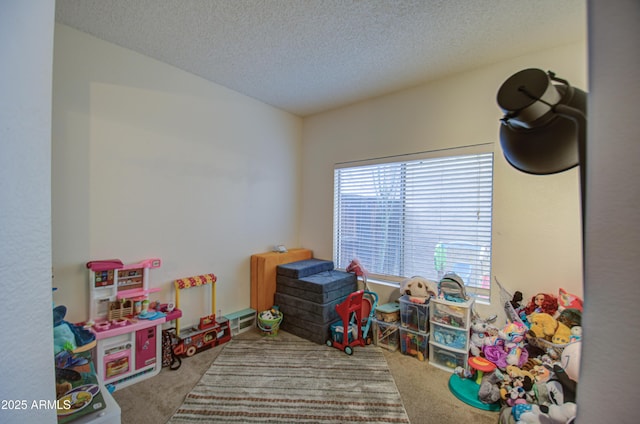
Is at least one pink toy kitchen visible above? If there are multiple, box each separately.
[85,258,181,391]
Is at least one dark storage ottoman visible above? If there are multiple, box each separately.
[276,258,335,278]
[276,271,357,304]
[275,259,357,344]
[280,317,336,345]
[274,292,347,324]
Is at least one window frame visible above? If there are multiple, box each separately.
[333,144,494,300]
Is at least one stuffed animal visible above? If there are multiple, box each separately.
[515,402,577,424]
[510,291,524,310]
[399,276,437,301]
[558,288,583,312]
[500,321,528,366]
[506,365,535,382]
[546,364,578,404]
[484,321,529,369]
[531,364,551,383]
[53,305,95,354]
[504,365,536,404]
[560,341,581,382]
[569,326,582,342]
[469,313,498,357]
[551,321,571,345]
[478,368,504,404]
[556,308,582,329]
[527,313,558,340]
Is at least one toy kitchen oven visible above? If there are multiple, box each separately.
[86,258,181,391]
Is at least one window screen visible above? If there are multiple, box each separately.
[334,151,493,298]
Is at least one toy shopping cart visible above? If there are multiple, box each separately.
[327,289,378,355]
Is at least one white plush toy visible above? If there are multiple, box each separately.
[469,314,499,357]
[560,341,582,382]
[399,276,437,301]
[515,402,577,424]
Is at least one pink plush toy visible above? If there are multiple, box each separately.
[558,288,583,312]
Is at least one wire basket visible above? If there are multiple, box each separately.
[495,277,568,357]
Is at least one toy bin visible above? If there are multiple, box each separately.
[330,321,358,344]
[399,328,429,361]
[373,319,400,352]
[399,295,429,333]
[429,299,470,329]
[257,309,283,337]
[375,302,400,323]
[430,322,468,350]
[429,342,467,372]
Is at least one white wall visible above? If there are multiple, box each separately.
[0,2,56,423]
[52,24,303,324]
[3,2,639,423]
[301,42,587,318]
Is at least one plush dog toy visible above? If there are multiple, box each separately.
[399,276,437,301]
[527,313,558,340]
[551,321,571,345]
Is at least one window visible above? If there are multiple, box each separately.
[333,147,493,299]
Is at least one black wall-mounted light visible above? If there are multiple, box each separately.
[497,68,588,229]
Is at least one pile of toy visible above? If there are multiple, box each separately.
[257,307,283,336]
[458,283,583,424]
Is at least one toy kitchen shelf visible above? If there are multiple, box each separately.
[428,296,474,373]
[86,258,181,391]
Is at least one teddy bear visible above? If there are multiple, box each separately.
[399,276,437,301]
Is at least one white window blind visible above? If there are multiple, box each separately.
[333,151,494,297]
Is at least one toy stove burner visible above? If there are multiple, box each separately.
[93,318,131,332]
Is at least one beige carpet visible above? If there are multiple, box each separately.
[113,329,498,423]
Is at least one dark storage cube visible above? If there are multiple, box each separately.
[276,258,335,278]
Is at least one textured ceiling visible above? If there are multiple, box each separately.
[55,0,586,117]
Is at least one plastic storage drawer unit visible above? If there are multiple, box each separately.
[399,295,430,333]
[431,322,468,350]
[429,342,467,370]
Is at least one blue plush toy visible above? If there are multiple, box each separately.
[53,305,95,354]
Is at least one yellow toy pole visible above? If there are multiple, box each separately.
[174,280,182,336]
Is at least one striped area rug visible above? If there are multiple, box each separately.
[168,335,410,423]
